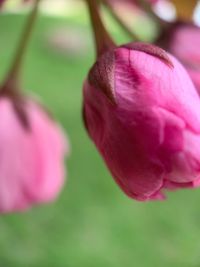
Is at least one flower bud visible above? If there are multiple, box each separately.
[83,42,200,201]
[0,95,69,212]
[157,22,200,95]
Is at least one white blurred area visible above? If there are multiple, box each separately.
[194,0,200,25]
[153,0,176,21]
[40,0,84,17]
[1,0,84,16]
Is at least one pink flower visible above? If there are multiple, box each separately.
[83,42,200,201]
[0,0,5,7]
[0,96,68,212]
[157,22,200,94]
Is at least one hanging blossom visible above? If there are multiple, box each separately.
[0,0,69,213]
[0,92,69,212]
[83,0,200,201]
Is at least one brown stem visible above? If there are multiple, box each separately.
[171,0,197,21]
[101,0,140,41]
[85,0,116,58]
[1,0,41,94]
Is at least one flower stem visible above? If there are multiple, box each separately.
[171,0,197,21]
[1,0,41,94]
[101,0,140,41]
[85,0,116,58]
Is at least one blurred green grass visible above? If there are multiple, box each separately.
[0,12,200,267]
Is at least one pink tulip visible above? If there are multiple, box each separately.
[83,42,200,201]
[0,96,68,212]
[158,22,200,94]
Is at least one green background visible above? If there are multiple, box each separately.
[0,10,200,267]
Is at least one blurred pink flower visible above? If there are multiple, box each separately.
[83,42,200,201]
[158,22,200,94]
[0,0,5,7]
[0,96,68,213]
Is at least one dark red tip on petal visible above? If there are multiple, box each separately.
[88,50,116,104]
[122,42,174,68]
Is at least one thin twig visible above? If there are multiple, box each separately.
[1,0,41,93]
[85,0,116,57]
